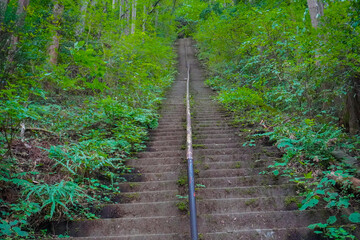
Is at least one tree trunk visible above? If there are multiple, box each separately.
[344,76,360,134]
[307,0,324,28]
[48,2,63,65]
[0,0,9,21]
[125,0,130,35]
[7,0,29,64]
[142,4,146,32]
[119,0,124,20]
[131,0,136,34]
[76,0,88,37]
[155,8,158,30]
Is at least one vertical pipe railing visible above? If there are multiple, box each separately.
[185,40,198,240]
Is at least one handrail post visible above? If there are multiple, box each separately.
[185,41,198,240]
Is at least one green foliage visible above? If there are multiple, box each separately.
[23,180,90,219]
[180,0,360,239]
[218,87,265,112]
[0,219,29,238]
[0,0,177,238]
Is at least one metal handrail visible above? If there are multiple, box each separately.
[185,41,198,240]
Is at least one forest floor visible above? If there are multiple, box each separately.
[52,38,327,239]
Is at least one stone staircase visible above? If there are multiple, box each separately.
[54,38,331,240]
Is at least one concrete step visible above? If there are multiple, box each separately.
[138,150,184,158]
[119,190,179,203]
[148,139,184,147]
[118,175,287,192]
[99,201,180,218]
[100,196,301,219]
[196,175,288,188]
[196,184,298,199]
[128,160,267,172]
[54,216,189,237]
[148,145,183,152]
[126,157,184,166]
[54,210,327,238]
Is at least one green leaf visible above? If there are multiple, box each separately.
[300,198,319,210]
[304,171,312,179]
[327,216,337,225]
[315,189,325,195]
[308,223,318,229]
[273,170,279,176]
[12,227,28,237]
[349,212,360,223]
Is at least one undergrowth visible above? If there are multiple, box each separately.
[0,24,176,240]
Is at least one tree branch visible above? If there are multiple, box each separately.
[148,0,161,14]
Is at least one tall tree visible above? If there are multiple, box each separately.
[119,0,124,20]
[7,0,29,65]
[125,0,130,34]
[76,0,89,37]
[0,0,8,21]
[48,1,63,65]
[131,0,136,34]
[142,4,146,32]
[307,0,324,28]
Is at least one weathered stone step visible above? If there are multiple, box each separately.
[124,168,267,181]
[192,117,230,121]
[156,122,185,127]
[118,175,286,192]
[151,128,184,133]
[194,124,231,129]
[54,216,189,237]
[158,117,185,121]
[150,135,184,141]
[193,126,235,132]
[128,160,268,172]
[148,139,184,147]
[126,157,184,166]
[193,129,236,135]
[196,210,328,233]
[138,150,183,158]
[197,196,302,214]
[193,148,243,156]
[118,180,178,192]
[102,195,301,219]
[191,143,240,149]
[193,133,239,139]
[196,184,297,199]
[151,131,185,137]
[193,138,238,145]
[120,190,179,203]
[58,233,187,240]
[197,175,287,188]
[198,168,266,178]
[99,201,180,218]
[55,210,326,238]
[197,228,320,240]
[135,171,180,181]
[128,164,184,173]
[198,154,276,163]
[193,116,230,119]
[148,145,182,152]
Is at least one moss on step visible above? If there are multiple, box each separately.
[245,198,258,206]
[284,196,300,207]
[233,162,242,169]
